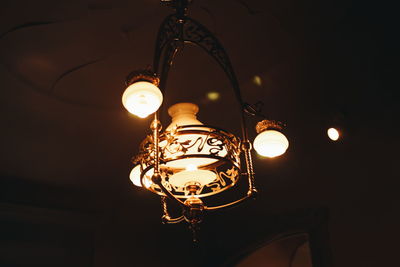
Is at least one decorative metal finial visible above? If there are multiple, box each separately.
[255,120,284,133]
[161,0,192,19]
[125,69,160,86]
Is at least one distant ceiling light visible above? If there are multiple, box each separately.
[327,128,340,141]
[207,91,220,101]
[253,75,262,86]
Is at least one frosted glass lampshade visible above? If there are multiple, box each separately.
[129,165,153,187]
[166,102,202,131]
[253,130,289,158]
[168,164,216,187]
[122,81,163,118]
[136,102,241,198]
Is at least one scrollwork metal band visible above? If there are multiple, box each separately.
[137,125,242,199]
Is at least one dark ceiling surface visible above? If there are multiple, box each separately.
[0,0,398,266]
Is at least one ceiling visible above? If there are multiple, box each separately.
[0,0,398,266]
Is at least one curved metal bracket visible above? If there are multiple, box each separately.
[153,15,244,107]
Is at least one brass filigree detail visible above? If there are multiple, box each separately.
[255,119,284,133]
[136,125,241,198]
[126,69,160,86]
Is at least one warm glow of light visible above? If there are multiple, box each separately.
[129,165,153,187]
[169,167,216,187]
[253,130,289,158]
[122,81,163,118]
[186,164,198,171]
[253,75,262,86]
[207,91,220,101]
[327,128,340,141]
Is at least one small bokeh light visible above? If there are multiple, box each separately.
[252,75,262,86]
[207,91,220,101]
[327,128,340,141]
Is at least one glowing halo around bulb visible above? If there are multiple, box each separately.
[129,165,153,188]
[253,130,289,158]
[122,81,163,118]
[327,128,340,141]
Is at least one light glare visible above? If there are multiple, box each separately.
[327,128,340,141]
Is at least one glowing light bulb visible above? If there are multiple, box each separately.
[122,81,163,118]
[327,128,340,141]
[129,165,152,187]
[253,130,289,158]
[186,164,197,171]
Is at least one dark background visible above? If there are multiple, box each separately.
[0,0,398,266]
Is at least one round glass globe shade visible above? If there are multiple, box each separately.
[129,165,153,187]
[122,81,163,118]
[253,130,289,158]
[327,128,340,141]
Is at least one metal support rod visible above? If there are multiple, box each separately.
[243,139,257,194]
[151,113,161,176]
[240,106,257,194]
[246,150,257,193]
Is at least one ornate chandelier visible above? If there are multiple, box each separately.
[121,0,289,241]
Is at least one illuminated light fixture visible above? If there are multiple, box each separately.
[122,0,289,241]
[327,127,340,141]
[122,70,162,118]
[129,165,153,188]
[254,120,289,158]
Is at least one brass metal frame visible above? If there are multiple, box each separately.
[127,0,270,240]
[135,125,241,199]
[125,69,160,86]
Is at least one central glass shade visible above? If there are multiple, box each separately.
[135,103,241,198]
[161,102,228,171]
[159,133,228,168]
